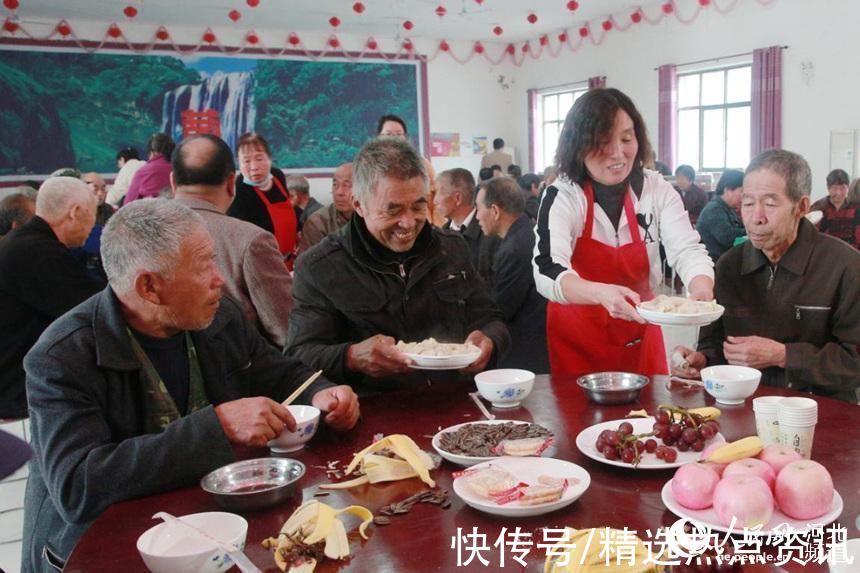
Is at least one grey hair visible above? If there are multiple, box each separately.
[745,149,812,203]
[479,176,525,215]
[352,137,427,205]
[101,199,204,293]
[285,175,310,196]
[35,177,93,221]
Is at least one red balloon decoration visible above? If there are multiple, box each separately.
[558,32,568,42]
[505,44,515,55]
[439,40,450,51]
[228,10,241,22]
[403,39,414,51]
[662,2,675,14]
[352,2,365,14]
[246,32,258,44]
[566,1,579,11]
[492,25,503,36]
[403,20,414,30]
[57,22,72,36]
[203,31,216,43]
[435,5,446,17]
[246,0,260,7]
[631,10,643,23]
[699,0,711,5]
[3,20,18,32]
[156,27,169,40]
[539,35,548,46]
[527,13,538,24]
[329,16,340,27]
[474,0,484,4]
[602,19,613,31]
[521,43,529,53]
[123,6,138,18]
[108,24,122,38]
[367,38,378,50]
[474,42,484,54]
[328,37,340,48]
[3,0,19,10]
[578,26,588,37]
[288,33,300,45]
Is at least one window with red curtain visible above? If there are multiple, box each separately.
[751,46,783,156]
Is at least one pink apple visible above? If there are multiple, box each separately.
[672,463,721,510]
[774,460,834,520]
[758,444,802,474]
[723,458,777,490]
[699,442,727,476]
[713,474,774,528]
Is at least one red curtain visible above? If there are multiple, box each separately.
[588,75,606,90]
[527,88,537,172]
[751,46,783,156]
[657,64,677,172]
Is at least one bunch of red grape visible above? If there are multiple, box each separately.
[594,407,720,466]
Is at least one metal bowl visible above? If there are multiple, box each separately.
[200,457,305,511]
[576,372,650,405]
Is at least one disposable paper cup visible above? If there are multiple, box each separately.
[753,396,783,446]
[778,422,816,458]
[777,397,818,458]
[828,538,860,573]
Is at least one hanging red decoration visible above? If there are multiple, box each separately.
[246,0,260,7]
[435,5,446,17]
[473,42,484,54]
[439,40,450,51]
[662,2,675,14]
[328,37,340,48]
[492,25,503,36]
[329,16,341,27]
[558,32,568,42]
[403,39,414,51]
[108,24,122,38]
[228,10,241,22]
[527,13,538,24]
[3,0,19,10]
[474,0,484,4]
[3,20,19,32]
[566,1,579,11]
[403,20,414,30]
[155,27,169,40]
[631,10,642,23]
[578,26,588,38]
[352,2,365,14]
[521,43,529,53]
[123,6,138,18]
[246,32,258,44]
[539,35,548,46]
[699,0,711,5]
[602,19,613,31]
[366,38,378,50]
[287,33,300,45]
[203,31,216,43]
[57,21,72,36]
[505,44,515,55]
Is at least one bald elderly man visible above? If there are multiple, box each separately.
[0,177,104,419]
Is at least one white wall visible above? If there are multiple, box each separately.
[510,0,860,202]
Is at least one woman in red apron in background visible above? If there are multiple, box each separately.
[228,133,298,267]
[532,88,715,378]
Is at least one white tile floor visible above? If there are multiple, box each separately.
[0,419,29,573]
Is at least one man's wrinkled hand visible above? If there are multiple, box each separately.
[346,334,412,378]
[724,335,786,369]
[214,397,295,447]
[312,385,360,431]
[461,330,494,374]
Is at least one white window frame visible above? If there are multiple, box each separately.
[676,63,752,173]
[533,84,588,172]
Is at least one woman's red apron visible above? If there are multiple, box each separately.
[546,181,667,378]
[251,176,298,266]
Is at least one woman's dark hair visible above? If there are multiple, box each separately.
[376,114,407,135]
[116,147,140,162]
[715,169,744,196]
[236,132,272,157]
[554,88,653,185]
[147,133,175,160]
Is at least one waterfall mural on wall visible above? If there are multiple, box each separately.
[0,48,425,178]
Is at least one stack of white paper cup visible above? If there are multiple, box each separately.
[777,397,818,458]
[752,396,784,446]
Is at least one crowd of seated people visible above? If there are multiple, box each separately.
[2,102,859,573]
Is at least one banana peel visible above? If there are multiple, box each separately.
[321,434,435,489]
[543,527,662,573]
[268,500,374,572]
[701,435,763,464]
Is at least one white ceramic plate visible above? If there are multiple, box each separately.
[433,420,555,467]
[575,417,725,470]
[661,480,844,535]
[636,302,725,327]
[404,350,481,370]
[453,457,590,517]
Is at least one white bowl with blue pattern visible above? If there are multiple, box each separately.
[474,369,535,408]
[268,405,320,453]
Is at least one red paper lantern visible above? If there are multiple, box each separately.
[539,35,548,46]
[630,10,642,23]
[558,32,568,42]
[435,5,446,17]
[3,20,18,32]
[228,10,241,22]
[474,42,484,54]
[403,39,414,51]
[203,31,216,43]
[492,25,503,36]
[403,20,413,30]
[352,2,365,14]
[288,33,300,45]
[566,1,579,11]
[57,22,72,36]
[527,13,538,24]
[3,0,19,10]
[439,40,450,51]
[328,37,340,48]
[366,38,378,50]
[246,0,260,7]
[123,6,138,18]
[246,32,258,44]
[662,2,675,14]
[505,44,515,55]
[329,16,340,27]
[699,0,711,5]
[156,27,169,40]
[108,24,122,38]
[578,26,588,38]
[602,19,613,31]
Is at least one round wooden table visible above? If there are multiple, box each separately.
[64,375,858,572]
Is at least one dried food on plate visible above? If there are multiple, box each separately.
[642,295,721,314]
[437,421,553,458]
[395,337,479,356]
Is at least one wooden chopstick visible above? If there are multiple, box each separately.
[282,370,323,407]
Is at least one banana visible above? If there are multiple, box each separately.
[702,435,763,464]
[669,406,722,422]
[543,527,661,573]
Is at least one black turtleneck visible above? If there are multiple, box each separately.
[351,214,434,272]
[590,168,645,231]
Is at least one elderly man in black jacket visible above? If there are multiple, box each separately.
[22,199,359,572]
[286,138,510,392]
